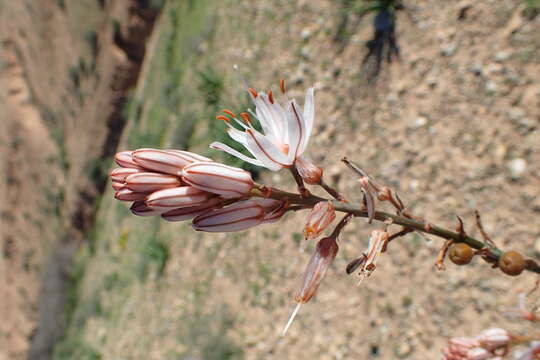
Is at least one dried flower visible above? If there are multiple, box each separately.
[210,82,315,170]
[182,162,253,198]
[295,156,323,185]
[356,229,389,285]
[303,201,336,240]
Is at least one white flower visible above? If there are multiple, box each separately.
[210,84,315,171]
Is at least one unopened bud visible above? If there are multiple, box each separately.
[296,156,323,185]
[130,201,162,216]
[125,172,181,193]
[192,200,264,232]
[114,151,144,169]
[111,181,125,191]
[476,328,510,351]
[145,186,211,211]
[465,347,491,360]
[114,189,149,202]
[303,201,336,240]
[161,197,223,222]
[109,167,145,182]
[132,149,211,176]
[182,162,253,198]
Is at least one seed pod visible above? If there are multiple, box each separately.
[449,243,474,265]
[498,251,525,276]
[296,156,323,185]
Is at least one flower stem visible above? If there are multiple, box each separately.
[251,184,540,275]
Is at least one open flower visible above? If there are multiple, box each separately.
[210,81,315,171]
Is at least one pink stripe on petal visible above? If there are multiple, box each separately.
[161,197,223,222]
[130,201,162,216]
[132,149,204,175]
[114,189,148,201]
[145,186,210,210]
[125,172,181,192]
[114,151,144,169]
[192,201,264,232]
[182,162,253,198]
[109,167,145,182]
[111,181,125,191]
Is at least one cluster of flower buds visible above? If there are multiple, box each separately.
[442,328,511,360]
[110,149,286,232]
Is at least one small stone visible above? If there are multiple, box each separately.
[300,28,311,40]
[470,63,483,76]
[494,51,510,62]
[414,116,427,127]
[441,43,458,56]
[507,158,527,179]
[485,81,497,94]
[395,342,412,358]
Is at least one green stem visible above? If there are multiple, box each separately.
[251,184,540,275]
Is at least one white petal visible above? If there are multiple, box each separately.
[145,186,210,210]
[245,129,291,170]
[300,87,315,154]
[209,142,264,168]
[286,100,304,162]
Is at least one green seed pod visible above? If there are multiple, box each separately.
[498,251,525,276]
[449,243,474,265]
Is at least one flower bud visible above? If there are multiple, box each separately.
[294,236,339,303]
[449,243,474,265]
[448,337,480,354]
[114,151,144,169]
[182,162,253,198]
[499,251,525,276]
[111,181,125,191]
[130,201,162,216]
[132,149,211,176]
[161,197,223,222]
[125,172,181,193]
[476,328,510,351]
[465,347,491,360]
[145,186,211,211]
[114,188,148,202]
[296,156,323,185]
[303,201,336,240]
[192,200,264,232]
[109,167,145,182]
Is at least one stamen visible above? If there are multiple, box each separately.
[216,115,231,123]
[268,90,274,104]
[248,88,258,98]
[222,109,236,118]
[280,79,286,94]
[240,112,251,124]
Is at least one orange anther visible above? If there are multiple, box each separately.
[240,112,251,124]
[221,109,236,118]
[248,88,258,98]
[280,79,286,94]
[268,90,274,104]
[216,115,230,123]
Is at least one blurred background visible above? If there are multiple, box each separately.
[1,0,539,359]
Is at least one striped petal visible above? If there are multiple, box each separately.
[182,162,253,198]
[209,142,264,168]
[125,172,181,192]
[300,87,315,154]
[161,197,223,222]
[245,129,291,170]
[145,186,210,210]
[114,151,144,169]
[132,149,207,175]
[286,100,304,163]
[109,167,145,182]
[114,189,149,202]
[192,200,264,232]
[130,201,162,216]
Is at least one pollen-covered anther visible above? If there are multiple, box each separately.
[221,109,236,118]
[268,90,274,104]
[240,112,251,124]
[248,87,258,98]
[280,79,286,94]
[216,115,231,123]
